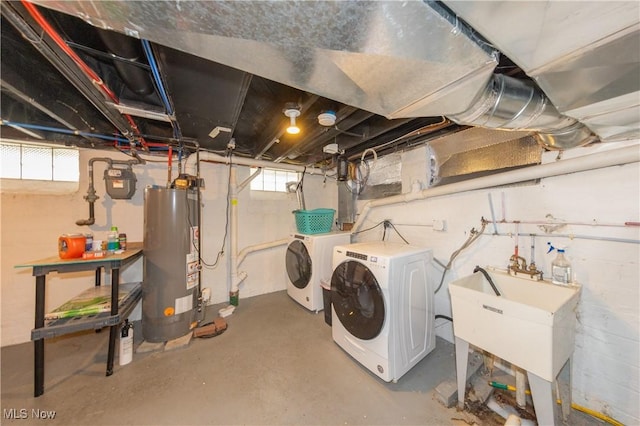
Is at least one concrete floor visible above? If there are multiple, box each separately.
[1,291,601,425]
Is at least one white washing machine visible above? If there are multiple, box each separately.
[286,232,351,312]
[331,241,435,382]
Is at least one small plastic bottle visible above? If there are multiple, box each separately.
[107,226,119,253]
[118,233,127,251]
[119,319,133,366]
[551,248,572,286]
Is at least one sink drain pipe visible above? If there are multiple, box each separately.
[351,144,640,234]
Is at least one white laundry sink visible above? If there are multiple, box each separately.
[449,269,580,381]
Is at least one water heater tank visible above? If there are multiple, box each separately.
[142,187,199,342]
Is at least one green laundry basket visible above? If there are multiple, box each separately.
[294,208,335,234]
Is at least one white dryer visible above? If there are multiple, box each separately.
[286,232,351,312]
[331,241,435,382]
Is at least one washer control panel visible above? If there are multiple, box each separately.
[346,251,367,261]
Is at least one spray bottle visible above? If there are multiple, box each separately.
[547,242,573,286]
[119,319,133,366]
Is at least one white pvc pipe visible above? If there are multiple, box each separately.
[189,152,317,305]
[184,151,324,176]
[238,238,289,266]
[238,167,262,192]
[229,165,239,299]
[516,369,527,408]
[352,145,640,233]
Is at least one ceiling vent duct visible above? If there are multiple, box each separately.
[443,1,640,142]
[448,74,599,150]
[26,0,614,151]
[30,0,498,120]
[426,127,541,187]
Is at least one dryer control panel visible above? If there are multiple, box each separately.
[346,250,367,261]
[345,251,387,269]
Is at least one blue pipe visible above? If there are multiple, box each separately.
[2,120,171,152]
[1,120,129,143]
[141,39,173,115]
[141,39,182,141]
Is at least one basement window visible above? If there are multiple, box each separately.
[0,141,79,193]
[249,167,299,192]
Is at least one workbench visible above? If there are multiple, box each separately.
[15,243,143,397]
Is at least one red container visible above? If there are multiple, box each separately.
[58,234,86,259]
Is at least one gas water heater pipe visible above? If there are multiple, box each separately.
[184,151,323,306]
[351,144,640,233]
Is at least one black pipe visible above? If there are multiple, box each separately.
[473,266,501,296]
[76,157,140,226]
[77,202,95,226]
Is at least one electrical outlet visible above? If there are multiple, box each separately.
[201,288,211,305]
[433,219,446,231]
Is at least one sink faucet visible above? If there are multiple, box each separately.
[508,255,543,280]
[510,255,527,270]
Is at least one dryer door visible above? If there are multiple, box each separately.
[331,260,385,340]
[286,240,312,289]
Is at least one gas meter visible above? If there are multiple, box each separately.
[104,165,137,199]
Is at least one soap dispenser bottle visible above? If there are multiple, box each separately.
[548,243,572,286]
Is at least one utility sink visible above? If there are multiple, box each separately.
[449,268,580,382]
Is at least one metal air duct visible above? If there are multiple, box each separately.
[448,74,599,150]
[27,0,616,151]
[443,1,640,142]
[29,0,498,119]
[96,28,155,97]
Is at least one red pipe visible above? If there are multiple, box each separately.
[21,0,148,148]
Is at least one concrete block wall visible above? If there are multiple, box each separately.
[351,141,639,425]
[1,149,336,347]
[2,142,637,423]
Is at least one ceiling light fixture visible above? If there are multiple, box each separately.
[284,104,301,135]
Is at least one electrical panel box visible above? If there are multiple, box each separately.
[104,166,137,199]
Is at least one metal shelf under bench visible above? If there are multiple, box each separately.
[15,242,143,397]
[31,282,141,340]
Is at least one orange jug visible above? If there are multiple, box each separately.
[58,234,86,259]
